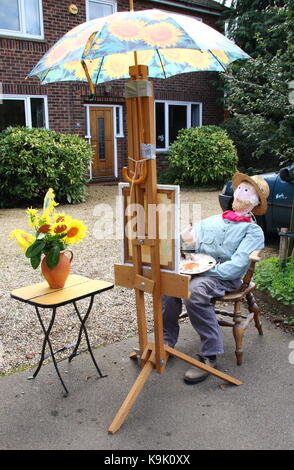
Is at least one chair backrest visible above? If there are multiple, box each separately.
[239,250,261,292]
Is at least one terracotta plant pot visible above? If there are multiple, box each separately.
[41,250,73,289]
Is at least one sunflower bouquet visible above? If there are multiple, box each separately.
[9,189,87,269]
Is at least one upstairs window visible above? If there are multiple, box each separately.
[0,0,43,39]
[86,0,117,20]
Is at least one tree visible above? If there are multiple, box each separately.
[219,0,294,169]
[224,1,288,57]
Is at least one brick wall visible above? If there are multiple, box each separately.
[0,0,224,179]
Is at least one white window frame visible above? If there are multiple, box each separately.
[1,94,49,129]
[0,0,44,40]
[155,100,203,152]
[86,0,117,21]
[84,104,123,179]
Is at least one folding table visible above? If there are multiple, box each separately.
[11,274,114,395]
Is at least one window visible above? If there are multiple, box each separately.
[0,0,43,39]
[86,0,117,20]
[0,95,48,132]
[115,106,123,137]
[155,101,202,151]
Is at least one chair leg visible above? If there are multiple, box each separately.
[246,292,263,336]
[232,300,244,366]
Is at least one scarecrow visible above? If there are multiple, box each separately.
[163,172,270,384]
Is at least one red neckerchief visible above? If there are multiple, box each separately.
[222,210,251,223]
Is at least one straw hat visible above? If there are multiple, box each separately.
[232,172,270,215]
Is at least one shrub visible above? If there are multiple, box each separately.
[0,127,92,207]
[220,115,277,172]
[167,126,238,186]
[254,257,294,306]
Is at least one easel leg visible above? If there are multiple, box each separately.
[108,357,153,434]
[109,343,242,433]
[165,345,243,386]
[135,289,148,360]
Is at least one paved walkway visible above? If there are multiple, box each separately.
[1,317,294,450]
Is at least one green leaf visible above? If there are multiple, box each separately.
[30,254,41,269]
[25,240,45,258]
[46,246,60,269]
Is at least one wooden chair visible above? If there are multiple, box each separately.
[180,250,263,366]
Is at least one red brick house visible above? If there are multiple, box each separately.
[0,0,226,181]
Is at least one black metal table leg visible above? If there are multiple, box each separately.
[69,296,107,378]
[68,295,95,361]
[28,306,69,396]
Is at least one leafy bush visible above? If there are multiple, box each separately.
[254,257,294,305]
[220,115,277,172]
[0,127,92,207]
[166,126,238,186]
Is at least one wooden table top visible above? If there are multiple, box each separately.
[11,275,114,308]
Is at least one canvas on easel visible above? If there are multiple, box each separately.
[119,183,180,272]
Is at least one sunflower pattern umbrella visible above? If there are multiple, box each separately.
[29,9,249,87]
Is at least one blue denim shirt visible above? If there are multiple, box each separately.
[193,214,265,280]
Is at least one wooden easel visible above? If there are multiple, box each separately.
[108,62,242,434]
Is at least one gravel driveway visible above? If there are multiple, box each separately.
[0,184,278,374]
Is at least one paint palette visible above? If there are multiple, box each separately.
[180,253,216,275]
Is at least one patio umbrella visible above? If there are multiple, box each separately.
[28,8,249,93]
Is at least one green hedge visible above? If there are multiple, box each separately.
[0,127,92,207]
[166,126,238,186]
[254,257,294,306]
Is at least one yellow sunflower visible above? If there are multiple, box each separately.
[53,212,72,224]
[51,213,72,235]
[134,50,154,65]
[9,230,36,253]
[142,23,182,48]
[51,222,68,235]
[102,54,131,79]
[44,38,74,67]
[188,51,213,69]
[162,49,212,69]
[37,214,51,228]
[108,19,146,41]
[26,208,39,228]
[160,48,188,63]
[64,220,87,245]
[211,50,230,65]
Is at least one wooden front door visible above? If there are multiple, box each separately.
[90,107,114,178]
